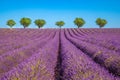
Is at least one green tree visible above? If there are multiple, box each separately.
[96,18,107,28]
[20,17,31,28]
[6,19,16,28]
[34,19,46,28]
[55,21,65,28]
[74,18,85,28]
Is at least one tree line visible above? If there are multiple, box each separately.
[6,17,107,28]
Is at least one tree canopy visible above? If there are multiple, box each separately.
[20,17,31,28]
[74,18,85,28]
[55,21,65,28]
[34,19,46,28]
[96,18,107,28]
[6,19,16,28]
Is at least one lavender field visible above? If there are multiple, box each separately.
[0,28,120,80]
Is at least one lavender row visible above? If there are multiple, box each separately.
[0,29,55,59]
[0,29,51,56]
[60,29,119,80]
[76,28,120,36]
[0,30,46,56]
[0,29,48,49]
[0,29,44,50]
[0,30,56,77]
[69,29,120,54]
[0,29,46,46]
[76,28,120,44]
[0,29,57,54]
[65,29,120,76]
[74,29,120,47]
[0,30,60,80]
[76,29,120,43]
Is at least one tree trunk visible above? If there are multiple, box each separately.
[39,26,40,29]
[10,28,12,30]
[100,26,102,28]
[24,26,26,29]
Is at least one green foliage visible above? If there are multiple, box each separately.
[74,18,85,28]
[55,21,65,28]
[96,18,107,28]
[20,17,31,28]
[34,19,46,28]
[6,19,16,28]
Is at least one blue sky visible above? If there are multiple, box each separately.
[0,0,120,28]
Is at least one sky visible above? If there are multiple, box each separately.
[0,0,120,28]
